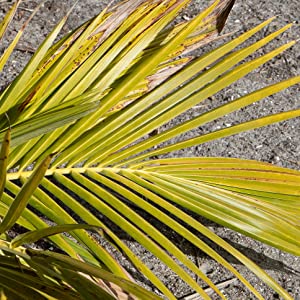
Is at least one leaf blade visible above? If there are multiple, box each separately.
[0,155,52,234]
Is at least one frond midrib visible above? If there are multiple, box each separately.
[6,166,124,180]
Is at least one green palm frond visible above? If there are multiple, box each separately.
[0,0,299,299]
[0,240,160,300]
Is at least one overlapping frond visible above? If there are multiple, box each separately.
[0,240,160,300]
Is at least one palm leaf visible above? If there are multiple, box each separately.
[0,240,160,300]
[0,0,21,71]
[0,0,299,299]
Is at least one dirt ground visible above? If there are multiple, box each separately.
[0,0,299,299]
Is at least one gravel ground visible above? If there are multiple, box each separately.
[0,1,299,299]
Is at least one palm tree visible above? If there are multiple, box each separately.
[0,0,299,299]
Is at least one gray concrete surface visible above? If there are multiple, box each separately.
[0,0,299,299]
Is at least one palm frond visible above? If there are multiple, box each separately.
[0,240,160,300]
[0,0,299,299]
